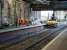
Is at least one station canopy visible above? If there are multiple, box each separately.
[23,0,67,11]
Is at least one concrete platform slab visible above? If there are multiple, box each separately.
[42,28,67,50]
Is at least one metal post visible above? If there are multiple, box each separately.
[0,3,2,26]
[0,0,4,27]
[14,0,17,27]
[7,1,11,26]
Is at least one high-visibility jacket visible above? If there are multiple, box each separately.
[18,18,28,25]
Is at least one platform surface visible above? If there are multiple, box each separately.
[42,28,67,50]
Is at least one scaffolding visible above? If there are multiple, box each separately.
[0,0,31,29]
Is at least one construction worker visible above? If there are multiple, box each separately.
[18,18,28,26]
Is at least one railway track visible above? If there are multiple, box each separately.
[0,25,67,50]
